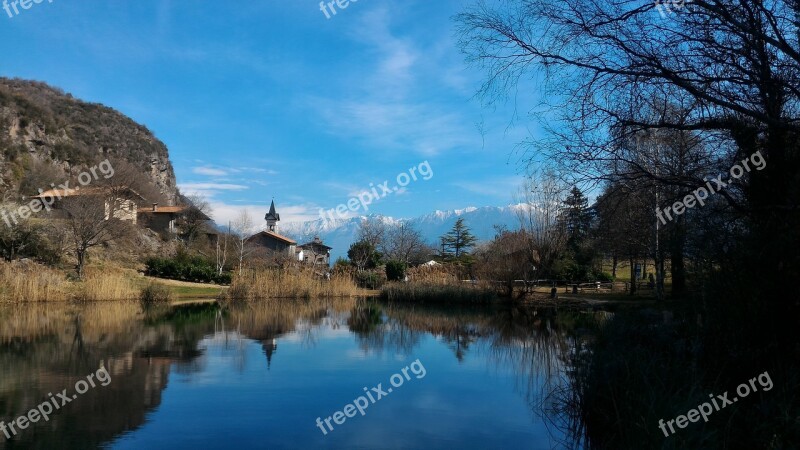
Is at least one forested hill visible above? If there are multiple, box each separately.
[0,77,178,202]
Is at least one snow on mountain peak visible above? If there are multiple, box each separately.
[281,205,523,261]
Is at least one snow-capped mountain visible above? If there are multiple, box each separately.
[281,205,524,261]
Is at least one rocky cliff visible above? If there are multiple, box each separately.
[0,78,178,203]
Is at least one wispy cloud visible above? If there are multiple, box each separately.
[180,183,248,191]
[303,5,475,157]
[192,166,228,176]
[179,182,249,199]
[190,164,278,178]
[207,201,322,229]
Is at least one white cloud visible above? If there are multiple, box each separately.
[205,201,323,230]
[180,183,249,191]
[303,4,476,157]
[192,166,228,176]
[178,182,250,199]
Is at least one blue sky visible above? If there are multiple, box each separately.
[0,0,538,226]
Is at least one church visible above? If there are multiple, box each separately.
[246,200,333,267]
[246,200,298,258]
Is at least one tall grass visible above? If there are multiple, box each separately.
[0,261,67,302]
[74,267,138,301]
[381,282,497,304]
[224,267,358,301]
[0,262,140,302]
[406,264,462,285]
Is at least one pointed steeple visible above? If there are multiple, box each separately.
[265,199,280,232]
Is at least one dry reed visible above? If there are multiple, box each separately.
[0,261,67,302]
[225,267,358,301]
[73,267,139,301]
[0,262,140,302]
[406,264,462,285]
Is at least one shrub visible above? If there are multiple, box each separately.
[215,272,232,285]
[145,256,230,284]
[355,270,384,289]
[591,270,615,282]
[139,283,172,304]
[385,260,407,282]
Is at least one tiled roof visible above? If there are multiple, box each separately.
[251,230,297,245]
[138,206,187,214]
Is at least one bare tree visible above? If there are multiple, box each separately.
[515,169,569,280]
[231,210,255,272]
[456,0,798,209]
[357,219,387,250]
[216,222,230,276]
[474,229,534,297]
[384,222,428,265]
[96,158,166,207]
[0,205,36,261]
[178,194,213,245]
[456,0,800,307]
[60,191,134,279]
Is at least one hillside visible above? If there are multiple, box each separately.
[0,78,178,202]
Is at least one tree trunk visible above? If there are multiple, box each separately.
[611,253,617,278]
[628,257,637,295]
[77,250,86,280]
[670,217,687,298]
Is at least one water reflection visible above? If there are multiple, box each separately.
[0,299,600,449]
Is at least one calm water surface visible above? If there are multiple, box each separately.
[0,299,591,449]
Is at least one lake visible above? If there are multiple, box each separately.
[0,299,593,449]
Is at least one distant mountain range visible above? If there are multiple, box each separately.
[282,205,525,261]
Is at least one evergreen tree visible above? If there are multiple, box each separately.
[347,241,381,271]
[560,186,595,280]
[441,218,478,260]
[562,186,593,246]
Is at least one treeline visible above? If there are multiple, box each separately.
[457,0,800,447]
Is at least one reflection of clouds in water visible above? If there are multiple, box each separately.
[0,299,588,448]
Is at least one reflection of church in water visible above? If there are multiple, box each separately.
[262,338,277,369]
[248,325,292,369]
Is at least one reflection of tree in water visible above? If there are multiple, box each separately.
[0,298,599,449]
[347,302,426,356]
[373,301,600,447]
[375,303,495,360]
[347,304,383,334]
[0,302,220,450]
[488,307,608,449]
[444,323,480,362]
